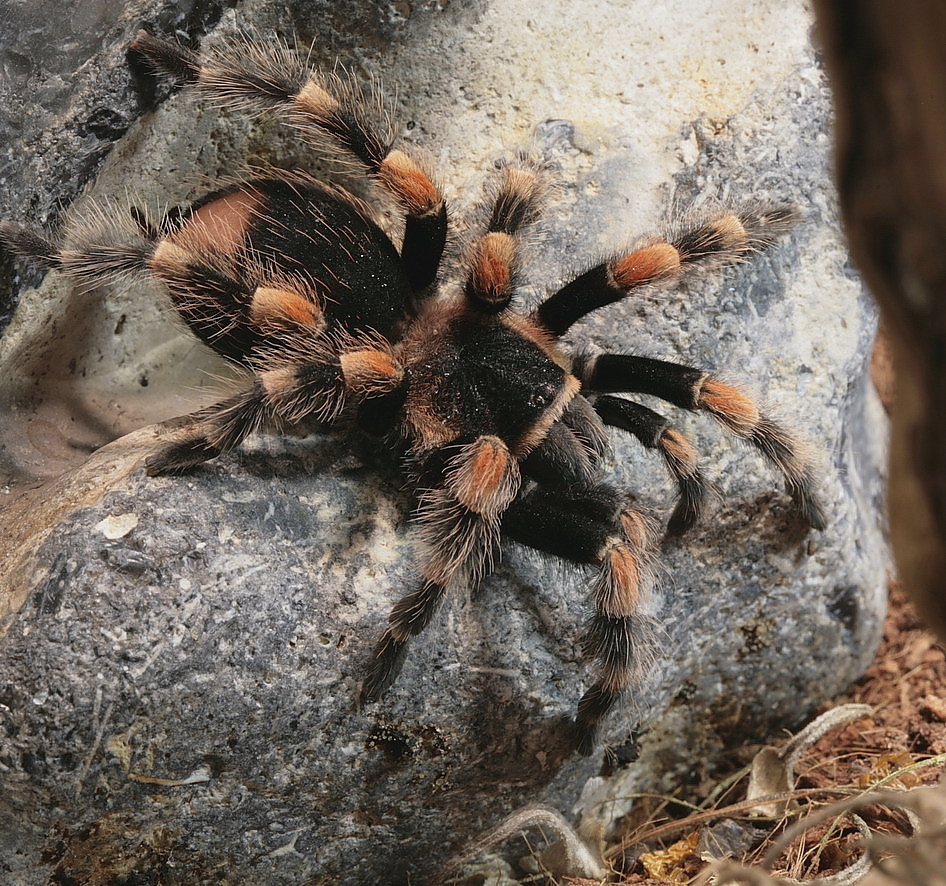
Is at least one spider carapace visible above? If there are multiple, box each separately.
[0,31,826,754]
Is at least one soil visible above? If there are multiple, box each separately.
[595,580,946,885]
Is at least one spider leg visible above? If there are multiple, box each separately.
[0,218,153,281]
[502,483,654,755]
[462,162,545,313]
[360,578,448,702]
[361,435,521,702]
[559,393,612,464]
[130,32,447,294]
[518,391,614,491]
[577,353,826,530]
[0,216,258,363]
[592,395,707,535]
[146,382,271,475]
[149,340,404,474]
[1,208,328,366]
[535,205,800,336]
[520,420,599,489]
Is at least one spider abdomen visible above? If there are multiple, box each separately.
[151,177,411,365]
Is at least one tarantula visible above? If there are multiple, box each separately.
[0,31,825,754]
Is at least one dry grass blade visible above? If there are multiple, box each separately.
[428,804,607,885]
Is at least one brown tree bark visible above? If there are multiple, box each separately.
[815,2,946,640]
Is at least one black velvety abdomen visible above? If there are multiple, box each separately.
[162,178,412,364]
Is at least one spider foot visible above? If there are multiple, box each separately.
[572,682,620,756]
[146,438,220,475]
[360,632,409,704]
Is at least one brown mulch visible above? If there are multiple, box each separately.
[594,580,946,885]
[801,582,946,786]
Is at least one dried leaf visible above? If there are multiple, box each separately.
[746,704,873,817]
[921,694,946,723]
[641,830,699,881]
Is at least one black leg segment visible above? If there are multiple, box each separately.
[575,353,704,407]
[593,394,708,535]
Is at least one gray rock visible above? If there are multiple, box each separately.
[0,1,888,883]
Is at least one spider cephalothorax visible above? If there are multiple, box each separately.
[0,31,825,753]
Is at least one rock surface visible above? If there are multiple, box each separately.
[0,1,888,883]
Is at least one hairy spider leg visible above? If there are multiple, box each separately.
[146,382,272,474]
[558,393,612,464]
[131,31,448,295]
[520,420,600,489]
[361,434,522,701]
[534,205,801,336]
[578,354,827,530]
[462,162,546,314]
[147,346,403,475]
[515,380,706,536]
[501,483,654,755]
[592,395,708,535]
